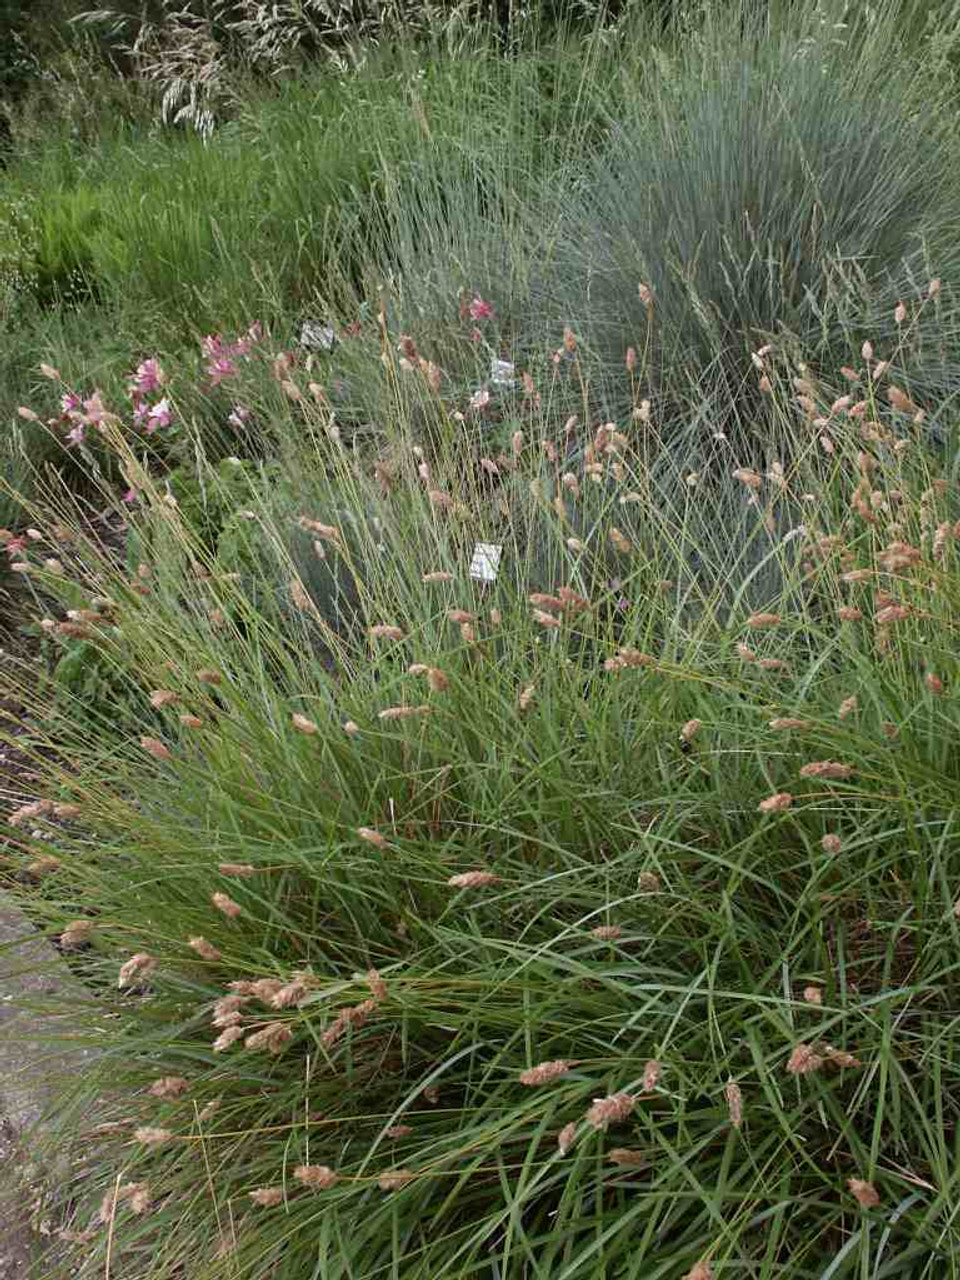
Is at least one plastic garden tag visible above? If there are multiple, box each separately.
[470,543,502,582]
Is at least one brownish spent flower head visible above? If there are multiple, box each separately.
[558,585,591,612]
[875,604,912,625]
[821,834,842,855]
[135,1126,173,1148]
[785,1042,823,1075]
[379,704,431,721]
[608,1148,646,1167]
[725,1080,743,1129]
[294,1165,339,1190]
[358,826,388,848]
[642,1060,661,1092]
[557,1121,578,1154]
[219,862,256,878]
[249,1187,284,1207]
[118,952,156,989]
[244,1022,293,1055]
[758,792,793,813]
[680,719,702,742]
[370,625,405,641]
[271,979,309,1009]
[519,1060,576,1086]
[848,1178,880,1208]
[148,1076,189,1099]
[637,872,661,892]
[60,919,93,950]
[212,892,243,919]
[803,986,823,1005]
[101,1182,151,1222]
[887,386,919,415]
[385,1125,413,1139]
[212,995,247,1026]
[448,870,500,888]
[140,736,171,761]
[768,718,812,731]
[617,648,655,668]
[684,1262,714,1280]
[379,1168,415,1191]
[250,978,285,1003]
[8,799,53,828]
[799,761,853,780]
[213,1026,244,1052]
[586,1092,635,1131]
[366,969,389,1001]
[291,713,319,735]
[746,612,781,629]
[822,1043,861,1069]
[591,924,622,941]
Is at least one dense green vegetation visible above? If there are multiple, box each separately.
[5,2,960,1277]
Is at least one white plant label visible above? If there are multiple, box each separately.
[470,543,502,582]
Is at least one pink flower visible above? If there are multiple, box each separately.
[132,401,149,427]
[123,487,139,504]
[246,320,263,343]
[201,334,224,358]
[67,423,86,447]
[470,388,491,411]
[227,404,251,429]
[207,356,238,385]
[60,391,82,416]
[468,297,494,321]
[146,398,173,432]
[82,391,107,426]
[4,537,26,559]
[131,358,164,396]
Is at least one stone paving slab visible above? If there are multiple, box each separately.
[0,895,100,1277]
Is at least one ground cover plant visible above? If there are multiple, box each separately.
[5,1,960,1277]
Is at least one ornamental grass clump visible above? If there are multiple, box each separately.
[545,0,960,452]
[5,284,960,1275]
